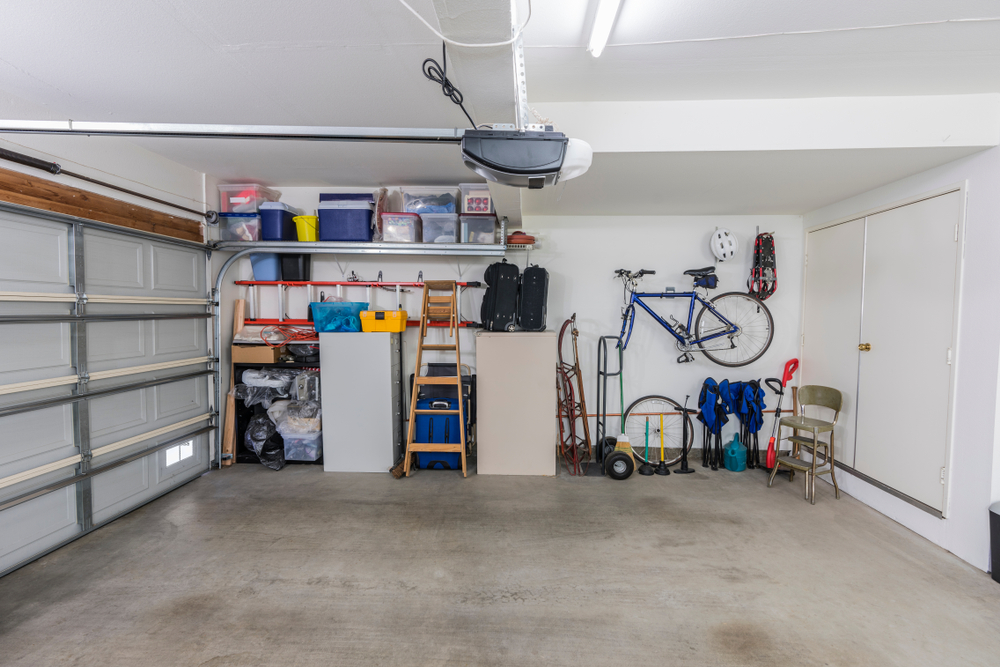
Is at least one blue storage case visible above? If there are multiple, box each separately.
[310,301,369,333]
[319,193,375,203]
[318,201,375,242]
[249,253,281,281]
[259,202,299,240]
[415,397,467,470]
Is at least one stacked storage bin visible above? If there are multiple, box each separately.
[218,184,283,281]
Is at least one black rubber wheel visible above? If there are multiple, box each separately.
[605,451,634,480]
[600,436,617,464]
[694,292,774,367]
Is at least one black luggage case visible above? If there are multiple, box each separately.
[480,259,520,331]
[517,264,548,331]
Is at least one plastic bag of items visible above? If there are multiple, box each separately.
[293,370,321,402]
[242,368,299,388]
[245,414,285,471]
[277,401,322,435]
[231,384,286,409]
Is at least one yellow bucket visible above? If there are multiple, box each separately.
[293,215,319,242]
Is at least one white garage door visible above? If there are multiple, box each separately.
[0,202,215,576]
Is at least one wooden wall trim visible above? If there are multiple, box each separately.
[0,166,204,243]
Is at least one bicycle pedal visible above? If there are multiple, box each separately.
[677,352,695,364]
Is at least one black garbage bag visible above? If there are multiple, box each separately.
[245,414,285,471]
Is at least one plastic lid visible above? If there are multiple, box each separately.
[381,212,420,219]
[219,212,260,218]
[318,201,374,210]
[319,193,375,202]
[259,202,300,213]
[421,213,459,220]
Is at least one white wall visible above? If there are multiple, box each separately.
[803,146,1000,572]
[221,187,803,460]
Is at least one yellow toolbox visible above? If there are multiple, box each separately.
[360,310,408,332]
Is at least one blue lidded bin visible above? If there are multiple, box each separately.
[259,202,300,241]
[249,253,281,281]
[318,201,374,242]
[311,301,369,332]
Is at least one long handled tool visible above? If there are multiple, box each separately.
[765,359,799,469]
[638,416,655,475]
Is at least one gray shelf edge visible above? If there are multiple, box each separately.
[210,241,508,257]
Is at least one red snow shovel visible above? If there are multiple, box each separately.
[765,359,799,469]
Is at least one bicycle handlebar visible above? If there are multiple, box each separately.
[614,269,657,278]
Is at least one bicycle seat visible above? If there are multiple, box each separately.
[683,267,716,277]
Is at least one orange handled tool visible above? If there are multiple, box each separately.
[765,359,799,469]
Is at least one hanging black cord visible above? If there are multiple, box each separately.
[422,42,476,129]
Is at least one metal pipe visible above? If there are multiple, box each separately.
[213,240,506,257]
[0,119,465,144]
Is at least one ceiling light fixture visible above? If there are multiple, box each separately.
[588,0,623,58]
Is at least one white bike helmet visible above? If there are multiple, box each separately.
[711,228,739,261]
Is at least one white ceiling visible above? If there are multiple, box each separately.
[521,147,987,216]
[523,0,1000,101]
[1,1,999,217]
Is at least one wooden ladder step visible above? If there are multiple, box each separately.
[428,296,453,303]
[408,443,464,452]
[421,344,457,351]
[413,376,462,385]
[414,409,461,415]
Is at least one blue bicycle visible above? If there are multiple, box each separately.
[616,267,774,367]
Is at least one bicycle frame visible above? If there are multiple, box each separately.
[619,290,738,350]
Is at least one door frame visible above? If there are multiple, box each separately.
[801,182,968,518]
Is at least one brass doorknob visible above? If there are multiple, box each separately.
[859,343,872,352]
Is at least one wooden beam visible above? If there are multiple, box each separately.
[0,166,204,242]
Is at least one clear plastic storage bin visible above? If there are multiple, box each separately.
[460,214,497,244]
[281,431,322,462]
[381,213,422,243]
[400,187,460,214]
[220,213,260,241]
[421,213,459,243]
[218,183,281,213]
[460,183,494,213]
[311,301,369,332]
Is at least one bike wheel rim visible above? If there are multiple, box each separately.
[697,293,773,367]
[622,395,691,465]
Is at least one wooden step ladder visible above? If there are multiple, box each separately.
[403,280,467,477]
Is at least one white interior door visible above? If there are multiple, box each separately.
[854,191,962,511]
[801,218,866,465]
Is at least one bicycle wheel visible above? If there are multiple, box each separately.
[622,395,693,466]
[694,292,774,367]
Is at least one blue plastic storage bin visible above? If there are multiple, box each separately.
[318,201,374,242]
[319,193,375,203]
[249,253,281,281]
[415,397,466,470]
[259,202,299,240]
[311,301,369,332]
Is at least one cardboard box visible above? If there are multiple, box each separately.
[231,344,283,364]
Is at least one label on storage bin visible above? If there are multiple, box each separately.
[230,196,251,204]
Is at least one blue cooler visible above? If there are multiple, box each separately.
[249,253,281,281]
[415,397,467,470]
[259,202,300,240]
[318,201,375,242]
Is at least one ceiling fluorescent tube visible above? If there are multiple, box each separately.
[588,0,623,58]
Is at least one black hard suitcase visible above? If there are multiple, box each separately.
[517,264,548,331]
[480,259,520,331]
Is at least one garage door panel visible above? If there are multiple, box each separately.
[0,323,73,385]
[0,214,70,292]
[89,389,148,442]
[156,433,208,485]
[0,486,79,572]
[87,320,146,364]
[84,233,144,289]
[0,405,75,474]
[151,246,201,294]
[154,377,206,421]
[91,458,150,522]
[153,317,204,356]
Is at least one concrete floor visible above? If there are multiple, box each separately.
[2,465,999,666]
